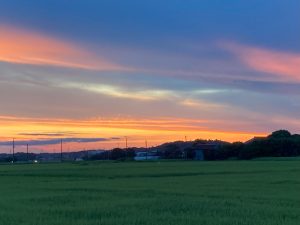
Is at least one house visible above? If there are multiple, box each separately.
[195,149,204,160]
[134,151,160,161]
[194,144,219,160]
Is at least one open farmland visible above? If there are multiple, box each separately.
[0,160,299,225]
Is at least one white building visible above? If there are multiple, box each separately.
[134,151,160,161]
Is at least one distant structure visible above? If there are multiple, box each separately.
[134,151,160,161]
[194,144,219,161]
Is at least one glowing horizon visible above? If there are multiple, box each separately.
[0,115,266,153]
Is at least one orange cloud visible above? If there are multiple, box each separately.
[0,24,127,71]
[222,42,300,81]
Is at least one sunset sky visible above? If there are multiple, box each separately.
[0,0,300,153]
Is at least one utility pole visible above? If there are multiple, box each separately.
[125,136,128,159]
[60,139,63,162]
[12,138,15,163]
[26,144,29,162]
[184,136,188,160]
[145,139,148,160]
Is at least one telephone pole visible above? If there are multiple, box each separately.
[145,139,148,160]
[60,139,63,162]
[184,136,188,160]
[26,144,29,162]
[125,136,128,149]
[12,138,15,163]
[125,136,128,159]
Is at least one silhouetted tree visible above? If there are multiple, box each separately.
[269,130,291,139]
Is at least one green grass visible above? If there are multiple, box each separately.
[0,160,299,225]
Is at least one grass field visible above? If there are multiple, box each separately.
[0,160,299,225]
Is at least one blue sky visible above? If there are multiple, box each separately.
[1,0,299,50]
[0,0,300,151]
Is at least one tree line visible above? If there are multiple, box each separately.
[90,130,300,161]
[195,130,300,160]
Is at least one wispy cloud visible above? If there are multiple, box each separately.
[18,132,83,137]
[0,137,117,146]
[222,42,300,81]
[0,24,129,71]
[59,82,176,101]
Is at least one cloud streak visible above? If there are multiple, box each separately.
[223,42,300,81]
[0,24,128,71]
[18,132,83,137]
[0,137,115,146]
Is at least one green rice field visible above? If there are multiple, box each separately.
[0,159,299,225]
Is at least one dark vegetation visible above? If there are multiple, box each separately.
[223,130,300,160]
[90,130,300,161]
[89,148,136,161]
